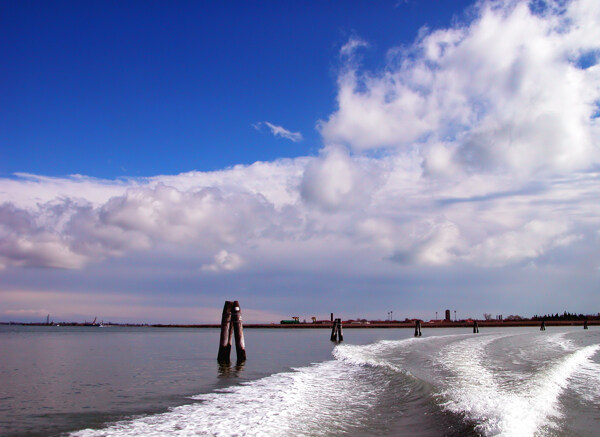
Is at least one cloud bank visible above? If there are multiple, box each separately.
[1,0,599,319]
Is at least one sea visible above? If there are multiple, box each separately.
[0,325,598,437]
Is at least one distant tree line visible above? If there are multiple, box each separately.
[531,311,598,321]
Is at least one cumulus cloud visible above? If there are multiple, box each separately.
[254,121,303,142]
[466,219,581,267]
[320,0,600,178]
[0,0,599,286]
[300,146,381,211]
[0,181,281,269]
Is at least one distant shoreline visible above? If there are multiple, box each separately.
[2,320,598,329]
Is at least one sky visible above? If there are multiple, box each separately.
[1,0,599,324]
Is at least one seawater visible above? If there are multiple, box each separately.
[1,326,598,436]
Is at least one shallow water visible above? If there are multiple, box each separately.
[1,325,598,436]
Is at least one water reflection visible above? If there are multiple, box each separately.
[217,361,245,377]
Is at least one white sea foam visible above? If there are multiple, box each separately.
[333,334,473,374]
[70,332,599,437]
[70,356,386,437]
[438,333,600,437]
[542,331,574,351]
[568,358,600,404]
[333,338,416,372]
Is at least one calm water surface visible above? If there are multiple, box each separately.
[1,325,599,436]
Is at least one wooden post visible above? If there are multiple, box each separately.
[414,320,422,337]
[584,320,588,330]
[540,320,546,331]
[473,320,479,333]
[330,313,333,322]
[330,318,343,342]
[330,319,338,341]
[217,301,233,364]
[231,300,246,363]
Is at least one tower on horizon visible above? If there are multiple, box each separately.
[445,309,451,322]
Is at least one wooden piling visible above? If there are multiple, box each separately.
[540,320,546,331]
[330,318,343,342]
[330,318,337,341]
[231,301,246,363]
[217,301,233,364]
[414,320,422,337]
[584,320,588,330]
[473,320,479,333]
[337,318,343,342]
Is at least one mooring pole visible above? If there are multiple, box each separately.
[330,319,338,341]
[218,301,233,364]
[330,318,343,342]
[473,320,479,333]
[414,320,422,337]
[231,300,246,363]
[584,320,588,330]
[540,320,546,331]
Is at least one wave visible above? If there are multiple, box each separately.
[437,332,600,437]
[71,331,599,437]
[568,357,600,404]
[71,355,392,436]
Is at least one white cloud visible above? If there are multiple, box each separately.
[300,146,381,211]
[254,121,303,142]
[201,250,245,272]
[0,0,598,285]
[466,220,580,267]
[0,179,282,269]
[340,36,369,58]
[319,0,600,178]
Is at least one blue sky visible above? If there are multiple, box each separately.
[1,0,599,323]
[1,0,473,177]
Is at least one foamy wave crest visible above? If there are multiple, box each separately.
[70,358,387,437]
[569,358,600,405]
[438,333,599,437]
[542,331,574,351]
[333,338,415,373]
[333,334,471,371]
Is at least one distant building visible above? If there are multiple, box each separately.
[445,309,451,322]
